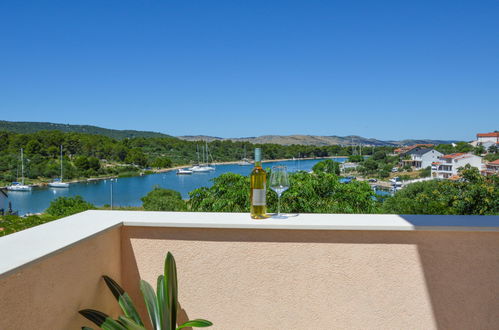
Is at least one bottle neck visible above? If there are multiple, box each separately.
[254,161,262,167]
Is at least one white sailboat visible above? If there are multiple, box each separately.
[48,145,69,188]
[7,148,32,191]
[190,142,215,172]
[237,146,252,166]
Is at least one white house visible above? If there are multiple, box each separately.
[431,153,483,179]
[477,132,499,144]
[483,159,499,176]
[403,148,443,169]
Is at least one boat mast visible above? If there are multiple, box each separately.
[60,145,63,181]
[21,148,25,185]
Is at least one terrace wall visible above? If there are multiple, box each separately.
[0,211,498,329]
[122,226,499,330]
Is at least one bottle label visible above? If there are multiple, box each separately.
[252,188,266,206]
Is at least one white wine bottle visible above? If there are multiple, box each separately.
[250,148,268,219]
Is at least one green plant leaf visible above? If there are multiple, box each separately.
[117,316,147,330]
[176,319,213,329]
[103,275,144,326]
[140,279,161,330]
[165,252,178,330]
[157,275,170,330]
[82,327,94,330]
[79,309,126,330]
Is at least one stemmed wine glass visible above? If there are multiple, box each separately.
[270,166,289,218]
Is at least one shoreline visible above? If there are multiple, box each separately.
[1,155,349,189]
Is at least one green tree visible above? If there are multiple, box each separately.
[312,159,340,175]
[46,196,95,217]
[383,166,498,215]
[348,155,363,162]
[474,145,485,155]
[189,173,250,212]
[419,166,431,178]
[373,151,387,161]
[141,187,187,211]
[126,148,148,167]
[151,157,173,169]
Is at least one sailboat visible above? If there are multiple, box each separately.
[48,145,69,188]
[7,148,32,191]
[190,142,215,172]
[237,146,252,166]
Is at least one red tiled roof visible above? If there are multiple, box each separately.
[488,159,499,165]
[441,153,466,159]
[477,132,499,137]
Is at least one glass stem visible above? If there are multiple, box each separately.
[277,193,281,215]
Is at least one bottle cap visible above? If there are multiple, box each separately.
[254,148,262,162]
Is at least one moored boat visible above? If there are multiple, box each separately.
[177,168,193,175]
[7,182,32,191]
[7,148,32,191]
[48,145,69,188]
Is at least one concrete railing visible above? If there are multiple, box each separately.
[1,211,499,329]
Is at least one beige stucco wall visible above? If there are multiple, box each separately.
[0,227,122,330]
[122,227,499,330]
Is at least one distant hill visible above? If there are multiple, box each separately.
[178,134,458,146]
[0,120,171,140]
[0,121,458,146]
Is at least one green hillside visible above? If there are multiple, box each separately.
[0,120,170,139]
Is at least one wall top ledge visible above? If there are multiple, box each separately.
[1,210,499,277]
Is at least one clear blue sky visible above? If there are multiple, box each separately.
[1,1,498,141]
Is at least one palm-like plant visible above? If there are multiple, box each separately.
[80,252,212,330]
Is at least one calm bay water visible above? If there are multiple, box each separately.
[7,158,347,215]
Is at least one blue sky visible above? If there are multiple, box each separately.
[0,1,498,140]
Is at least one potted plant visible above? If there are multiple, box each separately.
[80,252,212,330]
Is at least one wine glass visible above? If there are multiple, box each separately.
[270,166,289,218]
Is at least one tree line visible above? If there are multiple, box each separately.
[0,130,395,185]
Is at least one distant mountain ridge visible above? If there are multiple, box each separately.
[178,134,459,146]
[0,120,458,146]
[0,120,170,139]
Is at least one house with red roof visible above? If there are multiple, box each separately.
[477,132,499,144]
[483,159,499,176]
[431,153,483,179]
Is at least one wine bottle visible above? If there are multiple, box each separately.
[250,148,268,219]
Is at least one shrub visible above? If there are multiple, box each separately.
[141,187,187,211]
[46,196,95,217]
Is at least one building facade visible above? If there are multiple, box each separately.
[403,149,443,169]
[432,153,483,179]
[477,132,499,144]
[483,159,499,176]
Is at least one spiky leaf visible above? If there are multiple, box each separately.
[140,279,161,330]
[117,316,147,330]
[177,319,213,329]
[79,309,126,330]
[165,252,178,330]
[102,275,144,326]
[157,275,170,329]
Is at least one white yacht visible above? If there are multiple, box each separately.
[189,142,215,172]
[237,147,252,166]
[48,145,69,188]
[177,168,193,175]
[236,159,252,166]
[7,148,32,191]
[189,165,215,172]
